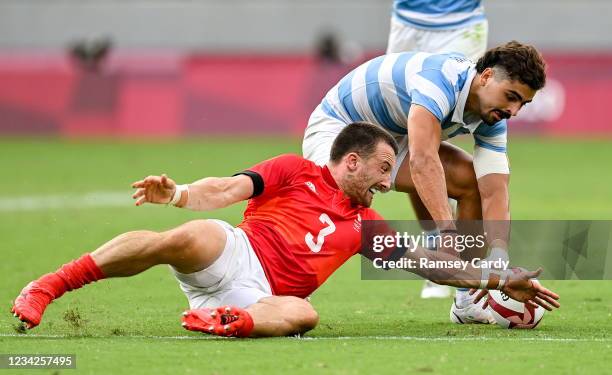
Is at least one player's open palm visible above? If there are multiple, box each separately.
[131,174,176,206]
[471,268,560,311]
[501,269,560,311]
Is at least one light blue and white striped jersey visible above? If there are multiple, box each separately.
[392,0,486,30]
[319,52,507,155]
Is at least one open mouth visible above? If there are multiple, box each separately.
[492,110,501,121]
[370,185,383,195]
[493,110,509,121]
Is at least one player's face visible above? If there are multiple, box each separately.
[477,68,537,125]
[345,142,396,207]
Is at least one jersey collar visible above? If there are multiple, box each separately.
[451,66,479,126]
[322,165,340,190]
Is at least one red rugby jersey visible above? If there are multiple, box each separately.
[236,154,383,298]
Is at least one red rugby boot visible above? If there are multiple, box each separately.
[181,306,254,338]
[11,254,105,329]
[11,281,55,329]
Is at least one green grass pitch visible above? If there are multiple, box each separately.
[1,137,611,374]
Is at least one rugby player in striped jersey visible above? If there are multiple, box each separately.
[303,41,547,324]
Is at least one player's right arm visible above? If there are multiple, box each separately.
[131,154,304,211]
[131,174,254,210]
[407,105,454,227]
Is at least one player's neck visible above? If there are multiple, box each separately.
[326,163,346,191]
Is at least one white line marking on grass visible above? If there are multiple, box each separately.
[295,336,612,342]
[0,333,213,340]
[1,333,610,342]
[0,191,131,212]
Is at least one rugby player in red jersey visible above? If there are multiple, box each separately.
[12,122,559,338]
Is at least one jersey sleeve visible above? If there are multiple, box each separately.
[235,154,306,198]
[359,209,408,263]
[408,68,457,122]
[472,120,510,178]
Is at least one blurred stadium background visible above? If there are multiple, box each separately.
[0,0,611,136]
[1,1,611,374]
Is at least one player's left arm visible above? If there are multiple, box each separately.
[360,209,559,309]
[473,121,511,250]
[401,245,559,310]
[477,173,510,249]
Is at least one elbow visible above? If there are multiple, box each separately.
[219,178,248,207]
[198,178,233,209]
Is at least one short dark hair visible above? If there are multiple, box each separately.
[329,122,398,163]
[476,41,547,91]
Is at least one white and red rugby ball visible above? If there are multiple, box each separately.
[487,288,545,329]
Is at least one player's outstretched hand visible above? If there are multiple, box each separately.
[131,174,176,206]
[470,268,560,311]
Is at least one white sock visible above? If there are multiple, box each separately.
[455,289,473,308]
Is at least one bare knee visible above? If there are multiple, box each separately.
[157,220,226,272]
[440,144,479,200]
[249,296,319,336]
[162,220,206,251]
[454,164,479,199]
[286,297,319,333]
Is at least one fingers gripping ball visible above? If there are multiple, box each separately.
[181,306,254,337]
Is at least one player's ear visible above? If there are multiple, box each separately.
[345,152,359,172]
[480,67,493,85]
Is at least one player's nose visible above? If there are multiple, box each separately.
[379,177,392,192]
[508,102,521,117]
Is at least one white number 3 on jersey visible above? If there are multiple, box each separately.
[305,213,336,253]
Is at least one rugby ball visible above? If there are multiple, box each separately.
[487,289,545,329]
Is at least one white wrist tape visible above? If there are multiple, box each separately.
[473,146,510,179]
[479,268,490,289]
[168,184,188,206]
[480,268,511,290]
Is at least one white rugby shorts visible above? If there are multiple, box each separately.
[302,105,409,188]
[386,17,488,61]
[170,219,272,309]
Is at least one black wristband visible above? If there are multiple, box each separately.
[233,171,264,198]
